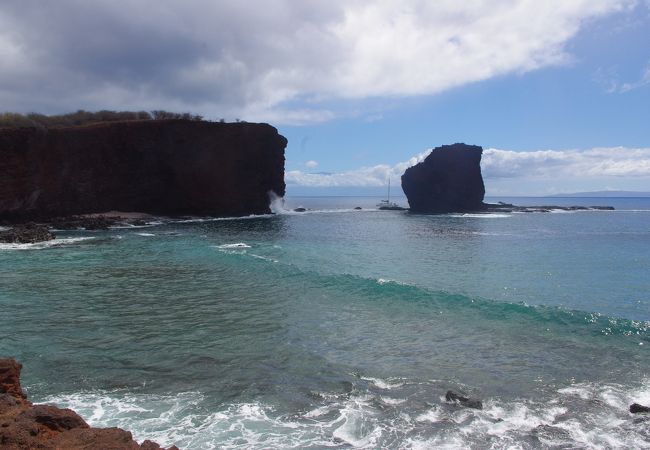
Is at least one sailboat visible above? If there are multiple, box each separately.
[377,178,407,210]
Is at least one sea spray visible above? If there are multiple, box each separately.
[268,190,287,214]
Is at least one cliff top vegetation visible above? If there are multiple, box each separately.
[0,110,212,129]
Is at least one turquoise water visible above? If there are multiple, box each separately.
[1,197,649,448]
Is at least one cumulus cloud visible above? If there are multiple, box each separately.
[305,160,319,169]
[482,147,650,178]
[286,147,650,188]
[0,0,636,122]
[286,150,430,187]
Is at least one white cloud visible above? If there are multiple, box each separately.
[597,60,650,93]
[305,160,319,169]
[0,0,636,122]
[286,147,650,189]
[482,147,650,178]
[619,62,650,92]
[286,150,430,187]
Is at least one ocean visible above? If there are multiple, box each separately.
[1,196,649,449]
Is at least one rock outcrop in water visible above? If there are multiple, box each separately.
[401,143,486,213]
[0,120,286,221]
[0,223,54,243]
[630,403,650,414]
[445,390,483,410]
[0,358,177,449]
[400,144,614,214]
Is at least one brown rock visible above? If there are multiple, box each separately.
[0,358,177,449]
[0,120,287,221]
[20,405,89,432]
[0,359,26,401]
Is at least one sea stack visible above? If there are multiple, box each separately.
[401,143,485,213]
[0,120,286,220]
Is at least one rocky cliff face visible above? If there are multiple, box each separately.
[0,358,177,449]
[401,143,486,213]
[0,120,286,220]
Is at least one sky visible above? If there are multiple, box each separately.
[1,1,649,196]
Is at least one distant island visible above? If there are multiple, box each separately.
[547,190,650,198]
[0,111,286,222]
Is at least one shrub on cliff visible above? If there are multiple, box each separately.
[0,110,205,129]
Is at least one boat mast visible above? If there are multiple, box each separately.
[387,177,391,202]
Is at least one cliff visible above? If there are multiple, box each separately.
[0,120,286,220]
[0,358,177,449]
[401,143,486,213]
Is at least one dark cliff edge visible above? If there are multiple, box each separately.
[0,358,178,449]
[0,120,286,221]
[401,143,486,213]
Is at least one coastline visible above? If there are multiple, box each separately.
[0,358,178,450]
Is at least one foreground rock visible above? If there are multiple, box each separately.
[0,223,54,243]
[401,143,486,213]
[630,403,650,414]
[0,120,286,221]
[445,390,483,410]
[0,358,177,449]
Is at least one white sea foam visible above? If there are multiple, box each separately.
[359,376,405,390]
[380,396,406,405]
[135,232,156,237]
[0,237,95,251]
[377,278,397,285]
[249,253,278,263]
[217,243,251,249]
[450,213,512,218]
[37,378,650,449]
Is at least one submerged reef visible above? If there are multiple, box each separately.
[0,120,286,221]
[0,358,178,449]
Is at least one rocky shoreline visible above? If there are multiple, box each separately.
[0,214,153,244]
[0,358,178,449]
[484,202,615,213]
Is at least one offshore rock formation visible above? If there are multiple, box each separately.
[401,143,485,213]
[0,223,54,243]
[630,403,650,414]
[0,120,286,220]
[0,358,178,449]
[445,390,483,410]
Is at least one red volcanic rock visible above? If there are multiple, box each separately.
[0,358,26,401]
[0,357,178,449]
[0,120,286,221]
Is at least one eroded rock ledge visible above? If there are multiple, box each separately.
[0,358,178,450]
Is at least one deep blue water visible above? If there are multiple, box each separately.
[1,197,649,448]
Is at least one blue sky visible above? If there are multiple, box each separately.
[278,3,650,195]
[1,1,649,196]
